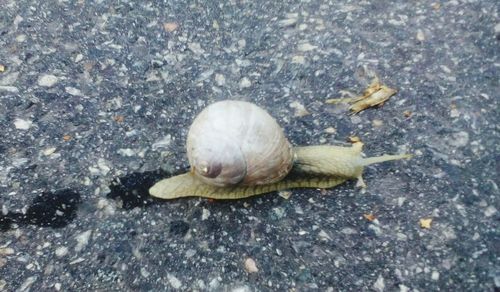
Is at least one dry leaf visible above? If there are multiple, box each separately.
[114,115,124,123]
[83,62,94,72]
[63,135,72,141]
[363,213,376,221]
[403,110,412,118]
[326,77,397,114]
[419,218,432,229]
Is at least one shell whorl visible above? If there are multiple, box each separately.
[186,100,294,187]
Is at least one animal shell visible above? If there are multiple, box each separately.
[187,100,294,187]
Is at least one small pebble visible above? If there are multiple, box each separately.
[237,39,246,48]
[373,275,385,292]
[289,101,310,117]
[18,276,37,292]
[201,208,211,221]
[65,87,82,96]
[448,131,469,148]
[74,230,92,252]
[69,258,85,265]
[484,206,497,217]
[167,274,182,289]
[431,271,440,281]
[297,42,317,52]
[318,230,332,241]
[14,118,32,130]
[341,227,357,235]
[43,147,57,156]
[239,77,252,89]
[38,74,58,87]
[55,246,68,258]
[450,107,460,118]
[372,119,384,127]
[324,127,336,134]
[0,247,14,255]
[416,29,425,41]
[97,158,111,175]
[16,34,27,42]
[278,18,297,27]
[163,22,179,32]
[117,148,135,157]
[494,23,500,34]
[215,73,225,86]
[244,258,259,273]
[74,54,83,63]
[291,55,305,64]
[278,191,292,200]
[141,267,150,278]
[152,135,172,150]
[188,42,205,55]
[0,85,19,93]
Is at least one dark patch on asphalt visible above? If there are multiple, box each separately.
[0,189,82,231]
[106,169,168,209]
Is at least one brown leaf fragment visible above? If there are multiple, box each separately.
[83,62,94,72]
[363,213,376,221]
[63,135,72,141]
[114,115,124,123]
[419,218,432,229]
[325,77,397,114]
[403,110,412,118]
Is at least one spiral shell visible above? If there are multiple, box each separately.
[186,100,294,187]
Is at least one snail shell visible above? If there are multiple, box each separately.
[186,100,294,187]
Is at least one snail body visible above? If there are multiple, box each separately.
[149,100,411,200]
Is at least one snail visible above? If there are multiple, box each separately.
[149,100,411,200]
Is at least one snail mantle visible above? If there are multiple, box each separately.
[149,100,411,200]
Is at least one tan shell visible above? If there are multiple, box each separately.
[186,100,294,187]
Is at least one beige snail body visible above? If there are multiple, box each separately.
[149,100,411,200]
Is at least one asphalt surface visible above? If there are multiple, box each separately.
[0,0,499,291]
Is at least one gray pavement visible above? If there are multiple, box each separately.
[0,0,498,291]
